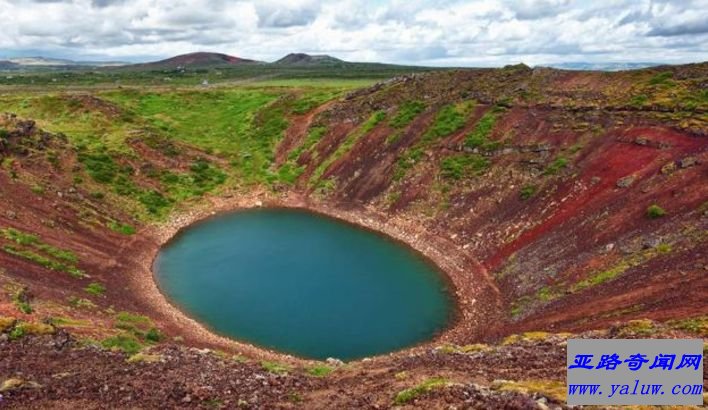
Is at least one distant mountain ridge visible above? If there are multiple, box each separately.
[3,56,126,68]
[128,52,260,70]
[0,52,676,73]
[275,53,345,65]
[544,62,662,71]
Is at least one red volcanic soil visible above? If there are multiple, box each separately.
[484,126,706,271]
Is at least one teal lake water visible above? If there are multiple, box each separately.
[154,208,454,360]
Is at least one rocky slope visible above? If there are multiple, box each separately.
[0,63,706,408]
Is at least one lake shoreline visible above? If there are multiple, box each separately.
[128,188,503,364]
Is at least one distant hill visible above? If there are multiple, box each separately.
[544,62,662,71]
[275,53,345,66]
[0,60,20,70]
[128,52,259,70]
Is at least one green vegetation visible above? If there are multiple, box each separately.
[536,286,560,302]
[667,316,707,336]
[543,156,569,176]
[389,101,426,128]
[617,319,656,337]
[144,327,163,343]
[0,227,84,277]
[648,72,675,87]
[6,321,55,340]
[572,242,672,292]
[291,90,340,114]
[277,126,327,186]
[519,184,537,200]
[464,106,505,150]
[108,221,136,235]
[629,94,649,107]
[306,364,335,377]
[12,288,32,314]
[394,377,449,405]
[102,334,144,355]
[287,126,326,162]
[30,184,45,195]
[423,102,474,142]
[0,64,430,88]
[439,154,489,179]
[261,361,292,375]
[84,282,106,296]
[310,111,386,187]
[126,352,162,364]
[646,204,666,219]
[393,101,475,181]
[102,311,162,353]
[68,296,96,309]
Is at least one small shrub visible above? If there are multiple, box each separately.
[630,94,648,107]
[9,326,25,340]
[16,322,55,336]
[12,289,32,314]
[440,154,489,179]
[126,353,162,363]
[667,316,707,336]
[84,282,106,296]
[145,327,163,343]
[68,296,96,309]
[102,334,143,354]
[543,156,568,175]
[261,361,292,375]
[519,184,537,200]
[139,190,172,215]
[306,364,334,377]
[108,221,136,235]
[394,377,449,405]
[646,204,666,219]
[648,71,674,86]
[656,243,672,254]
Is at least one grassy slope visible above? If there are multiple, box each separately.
[0,80,364,220]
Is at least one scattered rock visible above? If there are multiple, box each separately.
[678,156,698,169]
[326,357,344,366]
[5,210,16,219]
[661,161,676,175]
[616,176,635,188]
[0,378,41,392]
[642,236,662,249]
[51,329,71,350]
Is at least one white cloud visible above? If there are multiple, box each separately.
[0,0,706,65]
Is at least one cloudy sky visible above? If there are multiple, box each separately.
[0,0,707,66]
